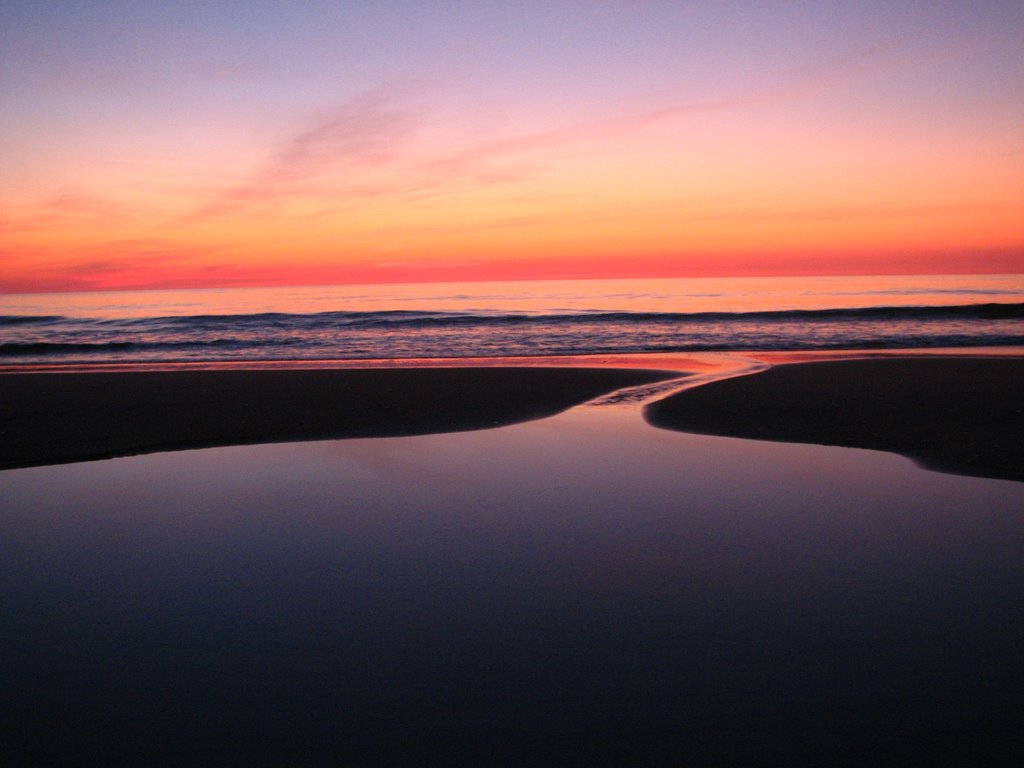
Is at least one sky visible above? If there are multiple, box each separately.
[1,0,1022,293]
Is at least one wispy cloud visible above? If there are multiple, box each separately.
[424,39,967,176]
[0,238,214,292]
[268,91,419,180]
[198,88,423,215]
[188,39,967,222]
[673,200,1019,225]
[1,188,140,233]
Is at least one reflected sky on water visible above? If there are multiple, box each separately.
[2,407,1022,765]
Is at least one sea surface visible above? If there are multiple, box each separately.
[3,276,1023,763]
[2,407,1021,764]
[2,274,1023,365]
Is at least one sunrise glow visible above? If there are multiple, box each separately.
[2,1,1022,293]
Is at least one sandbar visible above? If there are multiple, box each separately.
[645,357,1024,482]
[0,366,677,470]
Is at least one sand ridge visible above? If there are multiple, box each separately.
[0,366,676,470]
[645,356,1024,482]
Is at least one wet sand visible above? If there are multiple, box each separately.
[646,357,1024,482]
[3,356,1022,480]
[0,367,677,470]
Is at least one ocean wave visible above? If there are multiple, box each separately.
[0,338,302,356]
[2,301,1020,361]
[0,315,69,326]
[3,333,1022,360]
[8,301,1020,331]
[1,341,143,355]
[156,301,1024,327]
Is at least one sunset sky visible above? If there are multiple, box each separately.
[2,1,1022,293]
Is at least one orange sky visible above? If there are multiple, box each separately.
[2,2,1022,293]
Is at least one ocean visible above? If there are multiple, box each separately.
[2,274,1022,366]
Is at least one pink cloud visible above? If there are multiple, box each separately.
[185,38,974,222]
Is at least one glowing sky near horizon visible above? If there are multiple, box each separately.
[1,0,1022,292]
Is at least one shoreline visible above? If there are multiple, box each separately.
[2,349,1022,480]
[2,344,1022,375]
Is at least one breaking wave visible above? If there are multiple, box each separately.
[2,302,1021,363]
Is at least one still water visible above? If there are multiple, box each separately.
[2,407,1022,765]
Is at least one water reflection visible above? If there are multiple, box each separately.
[1,410,1022,764]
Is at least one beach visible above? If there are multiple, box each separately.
[2,354,1021,479]
[0,366,677,470]
[5,0,1021,757]
[3,355,1022,766]
[646,356,1024,482]
[3,353,1023,765]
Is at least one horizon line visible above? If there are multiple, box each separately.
[4,267,1022,297]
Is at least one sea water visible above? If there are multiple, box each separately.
[3,274,1022,365]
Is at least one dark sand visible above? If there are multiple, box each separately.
[0,366,676,470]
[4,357,1022,480]
[646,357,1024,482]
